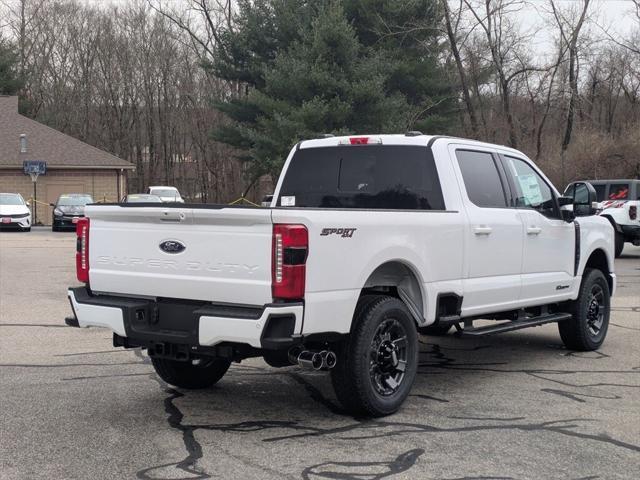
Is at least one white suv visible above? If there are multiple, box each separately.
[147,186,184,203]
[566,179,639,257]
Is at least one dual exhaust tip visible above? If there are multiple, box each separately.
[289,348,337,370]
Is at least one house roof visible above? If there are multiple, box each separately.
[0,96,134,170]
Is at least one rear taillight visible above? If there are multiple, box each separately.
[76,218,90,283]
[630,205,637,220]
[272,224,308,300]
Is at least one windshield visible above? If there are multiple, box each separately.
[151,189,180,198]
[126,194,162,203]
[57,195,94,206]
[0,194,25,205]
[277,145,445,210]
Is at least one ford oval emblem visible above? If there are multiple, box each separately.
[159,240,186,254]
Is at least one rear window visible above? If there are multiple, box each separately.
[277,145,445,210]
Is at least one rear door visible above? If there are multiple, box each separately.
[450,146,524,316]
[86,205,274,306]
[500,155,575,303]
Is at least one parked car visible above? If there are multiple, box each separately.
[51,194,94,231]
[121,194,163,203]
[146,186,184,203]
[565,179,639,257]
[0,193,31,232]
[261,194,274,207]
[66,134,615,417]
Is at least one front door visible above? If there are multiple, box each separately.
[501,155,575,303]
[451,146,524,316]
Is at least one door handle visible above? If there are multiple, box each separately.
[473,226,493,235]
[527,226,542,235]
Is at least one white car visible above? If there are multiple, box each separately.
[0,193,31,232]
[66,134,615,416]
[146,186,184,203]
[566,179,639,257]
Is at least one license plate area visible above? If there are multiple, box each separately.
[1,218,11,224]
[123,298,206,344]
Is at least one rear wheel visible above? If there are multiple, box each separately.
[614,231,624,257]
[331,295,418,417]
[151,357,231,389]
[558,268,610,351]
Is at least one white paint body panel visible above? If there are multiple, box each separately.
[76,135,616,343]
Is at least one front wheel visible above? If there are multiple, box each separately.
[151,357,231,389]
[558,268,610,351]
[331,295,418,417]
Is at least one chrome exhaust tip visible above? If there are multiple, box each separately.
[319,350,337,369]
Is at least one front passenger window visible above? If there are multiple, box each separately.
[505,156,557,218]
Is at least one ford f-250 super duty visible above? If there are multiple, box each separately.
[65,134,616,417]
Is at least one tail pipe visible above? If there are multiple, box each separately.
[289,348,336,370]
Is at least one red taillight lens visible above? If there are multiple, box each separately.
[76,218,90,283]
[272,224,308,300]
[630,205,637,220]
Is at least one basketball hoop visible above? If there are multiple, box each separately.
[23,161,46,225]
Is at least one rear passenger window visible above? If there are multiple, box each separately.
[456,150,507,208]
[278,145,445,210]
[593,184,606,202]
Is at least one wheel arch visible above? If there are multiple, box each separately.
[583,248,613,292]
[359,260,427,327]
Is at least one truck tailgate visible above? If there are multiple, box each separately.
[86,205,273,305]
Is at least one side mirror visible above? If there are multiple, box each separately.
[569,182,598,218]
[26,201,31,207]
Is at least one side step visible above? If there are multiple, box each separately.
[459,313,571,336]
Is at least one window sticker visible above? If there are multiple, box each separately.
[281,196,296,207]
[517,173,543,205]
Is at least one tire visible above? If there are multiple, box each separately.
[558,268,610,351]
[418,323,452,336]
[151,357,231,389]
[331,295,419,417]
[23,227,31,232]
[614,231,624,258]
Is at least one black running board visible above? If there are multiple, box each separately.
[459,313,572,336]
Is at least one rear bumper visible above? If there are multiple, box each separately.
[67,287,303,349]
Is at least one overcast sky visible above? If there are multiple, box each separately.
[85,0,638,60]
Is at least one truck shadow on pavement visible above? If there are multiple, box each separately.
[121,331,639,480]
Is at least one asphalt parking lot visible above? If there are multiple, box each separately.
[1,227,638,480]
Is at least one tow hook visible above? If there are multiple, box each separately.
[288,347,337,370]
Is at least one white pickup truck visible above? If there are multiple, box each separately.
[66,134,616,416]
